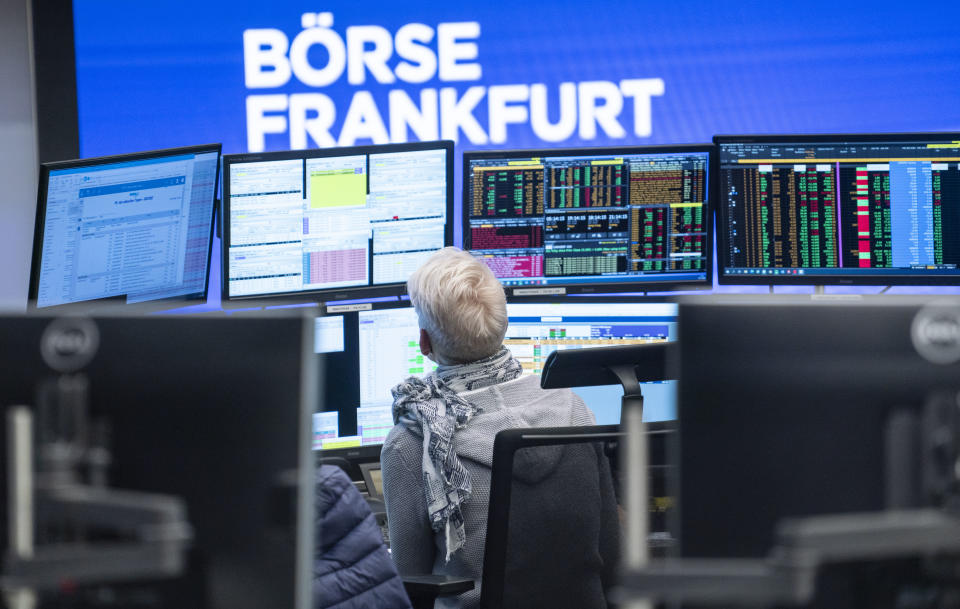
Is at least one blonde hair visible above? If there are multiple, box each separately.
[407,247,508,364]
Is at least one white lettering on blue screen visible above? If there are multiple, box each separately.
[241,13,665,151]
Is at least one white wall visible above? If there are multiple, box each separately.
[0,0,38,310]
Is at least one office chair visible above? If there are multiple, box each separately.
[317,455,358,479]
[403,343,668,607]
[480,425,622,609]
[401,425,622,609]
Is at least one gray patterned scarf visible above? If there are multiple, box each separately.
[391,347,523,562]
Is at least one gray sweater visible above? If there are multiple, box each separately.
[380,374,598,609]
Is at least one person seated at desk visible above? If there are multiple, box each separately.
[381,247,618,608]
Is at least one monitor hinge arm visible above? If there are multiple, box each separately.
[2,396,192,594]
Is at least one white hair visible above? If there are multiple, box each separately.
[407,247,508,364]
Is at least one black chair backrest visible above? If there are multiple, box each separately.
[480,425,623,609]
[317,455,359,480]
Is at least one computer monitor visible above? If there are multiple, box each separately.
[462,145,713,298]
[502,301,677,423]
[29,144,222,309]
[677,297,960,565]
[312,303,437,452]
[312,300,677,453]
[715,133,960,285]
[359,463,384,502]
[0,312,314,608]
[222,141,454,304]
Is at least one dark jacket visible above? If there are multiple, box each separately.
[315,465,412,609]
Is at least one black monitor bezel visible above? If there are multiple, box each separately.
[221,140,455,304]
[461,144,715,299]
[713,131,960,286]
[28,143,223,311]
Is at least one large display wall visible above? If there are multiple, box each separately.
[33,1,960,302]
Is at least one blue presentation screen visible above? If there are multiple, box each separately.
[464,146,711,295]
[68,1,960,298]
[30,145,221,308]
[72,1,960,160]
[717,134,960,285]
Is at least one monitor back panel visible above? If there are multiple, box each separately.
[677,297,960,561]
[0,313,313,609]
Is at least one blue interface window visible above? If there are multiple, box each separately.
[36,149,220,307]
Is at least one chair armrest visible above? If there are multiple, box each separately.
[402,574,475,609]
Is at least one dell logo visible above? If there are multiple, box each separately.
[49,328,89,356]
[911,302,960,365]
[40,317,100,373]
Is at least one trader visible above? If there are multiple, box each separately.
[381,247,618,608]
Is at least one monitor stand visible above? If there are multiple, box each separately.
[539,342,674,609]
[3,377,191,600]
[612,367,653,609]
[616,392,960,607]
